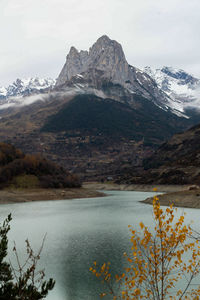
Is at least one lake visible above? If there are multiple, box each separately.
[0,190,199,300]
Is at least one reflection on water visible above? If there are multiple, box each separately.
[0,190,197,300]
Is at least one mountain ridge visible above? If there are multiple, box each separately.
[1,36,200,121]
[144,66,200,117]
[117,122,200,185]
[55,35,172,114]
[0,35,199,181]
[0,77,55,101]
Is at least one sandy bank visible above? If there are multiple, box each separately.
[1,182,197,209]
[83,182,189,193]
[85,182,200,209]
[143,188,200,209]
[0,188,105,204]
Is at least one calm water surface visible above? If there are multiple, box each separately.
[0,190,199,300]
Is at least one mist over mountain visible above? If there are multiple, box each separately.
[0,35,200,180]
[0,77,55,105]
[1,36,200,121]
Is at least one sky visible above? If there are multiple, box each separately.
[1,0,200,86]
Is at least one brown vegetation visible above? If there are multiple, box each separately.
[0,143,81,189]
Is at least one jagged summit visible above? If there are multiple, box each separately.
[56,35,128,86]
[56,35,128,87]
[68,46,79,55]
[55,35,170,111]
[91,35,124,54]
[95,34,112,43]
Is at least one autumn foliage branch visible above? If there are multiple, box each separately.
[91,196,200,299]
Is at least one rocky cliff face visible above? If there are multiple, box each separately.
[56,35,129,86]
[2,36,199,120]
[56,35,170,111]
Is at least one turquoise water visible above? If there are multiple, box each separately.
[0,190,199,300]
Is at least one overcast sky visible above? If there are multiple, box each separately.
[1,0,200,86]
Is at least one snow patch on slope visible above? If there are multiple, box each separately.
[0,77,55,98]
[0,77,56,108]
[143,66,200,115]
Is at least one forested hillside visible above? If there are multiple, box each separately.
[0,143,81,189]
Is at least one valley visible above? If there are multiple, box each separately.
[0,35,200,185]
[2,2,200,300]
[0,92,192,181]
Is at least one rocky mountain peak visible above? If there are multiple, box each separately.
[55,36,174,114]
[89,35,124,54]
[56,35,130,87]
[94,34,112,44]
[67,46,80,59]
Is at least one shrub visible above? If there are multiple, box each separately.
[10,174,40,189]
[0,214,55,299]
[0,146,81,189]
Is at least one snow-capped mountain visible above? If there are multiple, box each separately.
[0,77,55,102]
[144,66,200,115]
[1,36,200,121]
[56,36,200,118]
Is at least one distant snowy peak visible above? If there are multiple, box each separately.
[144,66,199,90]
[143,66,200,114]
[0,87,7,97]
[161,67,198,85]
[0,77,56,100]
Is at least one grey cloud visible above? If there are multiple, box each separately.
[1,0,200,85]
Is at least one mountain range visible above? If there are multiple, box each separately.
[1,36,200,120]
[144,66,200,118]
[0,35,200,180]
[0,78,55,108]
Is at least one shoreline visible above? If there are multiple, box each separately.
[0,187,105,205]
[0,183,186,205]
[0,183,199,209]
[142,188,200,209]
[83,182,190,193]
[84,182,200,209]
